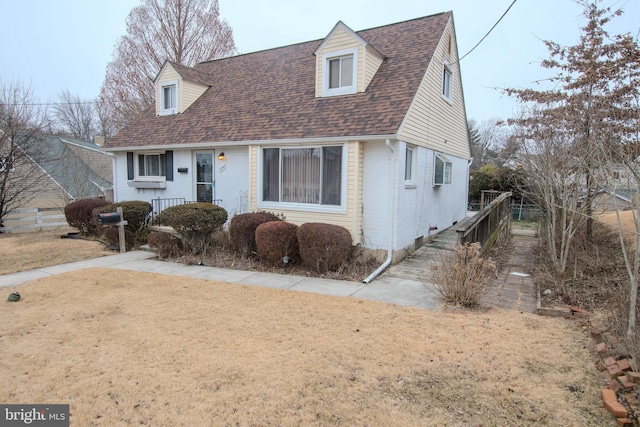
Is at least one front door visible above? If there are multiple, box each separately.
[196,151,214,203]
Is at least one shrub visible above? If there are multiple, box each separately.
[147,231,183,260]
[99,201,152,249]
[427,242,496,307]
[64,198,110,236]
[158,203,228,255]
[229,212,281,256]
[297,223,353,273]
[255,221,299,265]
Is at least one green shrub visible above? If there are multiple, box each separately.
[158,203,228,255]
[147,231,183,260]
[64,198,110,236]
[427,242,496,307]
[255,221,299,265]
[297,223,353,273]
[98,201,152,249]
[229,212,281,256]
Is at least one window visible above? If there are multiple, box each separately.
[322,48,358,97]
[128,151,173,181]
[404,146,414,181]
[0,153,15,173]
[434,153,452,186]
[159,81,178,115]
[139,154,163,177]
[262,146,343,206]
[442,62,453,101]
[329,56,353,89]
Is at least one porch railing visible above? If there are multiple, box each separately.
[457,192,512,253]
[150,198,223,226]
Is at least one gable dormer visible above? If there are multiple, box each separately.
[154,61,211,116]
[314,21,385,98]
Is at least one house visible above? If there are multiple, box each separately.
[17,135,113,208]
[26,135,113,207]
[104,12,471,265]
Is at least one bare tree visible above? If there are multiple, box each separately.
[598,28,640,337]
[506,0,625,241]
[52,89,97,141]
[508,1,640,335]
[510,107,589,274]
[0,79,51,223]
[100,0,236,131]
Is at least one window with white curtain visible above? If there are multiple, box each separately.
[262,146,342,206]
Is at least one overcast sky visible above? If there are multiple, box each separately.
[1,0,639,124]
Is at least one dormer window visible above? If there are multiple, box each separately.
[322,48,358,97]
[329,56,353,89]
[159,80,178,115]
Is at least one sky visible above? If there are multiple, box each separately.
[1,0,639,124]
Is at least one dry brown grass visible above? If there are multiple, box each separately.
[0,269,609,426]
[0,231,111,275]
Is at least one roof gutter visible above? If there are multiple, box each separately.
[363,138,396,284]
[103,134,398,152]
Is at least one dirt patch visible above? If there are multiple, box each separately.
[0,269,609,426]
[0,231,111,275]
[597,210,637,242]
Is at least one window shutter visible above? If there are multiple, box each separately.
[127,152,134,180]
[165,151,173,181]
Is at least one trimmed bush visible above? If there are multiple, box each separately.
[99,201,152,249]
[147,231,183,260]
[229,212,281,256]
[255,221,299,265]
[64,198,110,236]
[158,203,228,255]
[297,223,353,273]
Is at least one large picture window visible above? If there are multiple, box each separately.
[262,146,342,206]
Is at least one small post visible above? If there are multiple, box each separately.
[116,207,128,253]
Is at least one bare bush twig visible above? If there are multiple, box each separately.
[427,242,497,307]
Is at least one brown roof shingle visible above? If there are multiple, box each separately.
[106,12,451,149]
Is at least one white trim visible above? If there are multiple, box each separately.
[104,134,398,152]
[159,80,178,115]
[321,48,358,97]
[313,21,367,55]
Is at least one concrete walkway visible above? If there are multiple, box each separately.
[1,227,538,313]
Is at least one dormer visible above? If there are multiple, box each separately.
[314,21,385,98]
[154,61,211,116]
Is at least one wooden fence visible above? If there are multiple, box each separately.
[0,207,69,233]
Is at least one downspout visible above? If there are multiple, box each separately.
[363,139,397,283]
[466,157,473,212]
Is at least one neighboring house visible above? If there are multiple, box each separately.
[105,12,472,263]
[592,188,637,212]
[18,135,113,208]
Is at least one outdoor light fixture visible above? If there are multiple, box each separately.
[218,152,225,160]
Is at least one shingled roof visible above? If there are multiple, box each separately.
[105,12,452,150]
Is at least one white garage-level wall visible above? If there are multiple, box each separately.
[361,140,468,254]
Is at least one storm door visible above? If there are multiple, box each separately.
[196,151,214,203]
